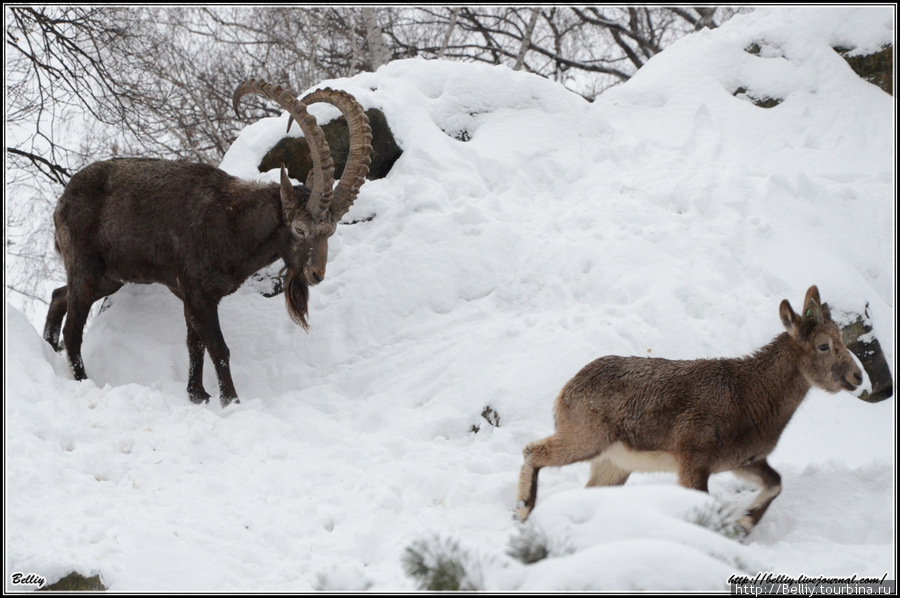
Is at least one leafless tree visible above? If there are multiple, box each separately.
[6,6,168,319]
[6,5,743,324]
[7,6,164,184]
[363,7,391,70]
[9,5,737,188]
[514,8,541,71]
[383,6,743,99]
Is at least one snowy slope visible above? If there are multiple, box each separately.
[5,6,894,592]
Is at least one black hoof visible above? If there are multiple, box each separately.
[220,396,240,408]
[189,389,211,404]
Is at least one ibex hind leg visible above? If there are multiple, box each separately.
[517,434,605,521]
[43,285,69,351]
[60,276,123,380]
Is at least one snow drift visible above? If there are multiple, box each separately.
[5,6,894,592]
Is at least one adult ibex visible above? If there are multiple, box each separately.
[43,80,373,407]
[517,286,865,531]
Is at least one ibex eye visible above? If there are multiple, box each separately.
[817,343,830,352]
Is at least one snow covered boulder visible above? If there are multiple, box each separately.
[258,107,402,183]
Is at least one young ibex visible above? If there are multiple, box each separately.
[43,80,373,407]
[517,286,864,530]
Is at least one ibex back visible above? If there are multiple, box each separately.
[43,81,373,407]
[517,286,865,531]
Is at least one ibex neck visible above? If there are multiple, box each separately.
[223,181,290,277]
[741,332,811,426]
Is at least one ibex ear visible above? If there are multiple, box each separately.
[802,286,823,320]
[780,299,801,337]
[804,297,824,325]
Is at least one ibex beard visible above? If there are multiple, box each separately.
[284,268,310,331]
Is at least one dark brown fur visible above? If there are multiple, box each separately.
[517,286,864,530]
[43,81,373,407]
[43,158,315,406]
[284,268,311,331]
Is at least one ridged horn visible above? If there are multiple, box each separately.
[233,79,335,221]
[300,88,373,223]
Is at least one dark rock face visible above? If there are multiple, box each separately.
[40,572,107,592]
[737,42,893,108]
[836,45,893,95]
[839,305,893,403]
[259,108,402,183]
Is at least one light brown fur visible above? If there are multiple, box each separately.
[517,286,863,530]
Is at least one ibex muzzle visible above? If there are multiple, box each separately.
[44,80,373,406]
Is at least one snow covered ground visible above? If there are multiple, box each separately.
[5,6,895,592]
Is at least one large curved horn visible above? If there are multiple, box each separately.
[301,88,373,223]
[233,79,335,221]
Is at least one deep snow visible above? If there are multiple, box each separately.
[5,6,895,592]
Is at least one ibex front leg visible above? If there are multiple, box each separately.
[183,310,212,405]
[183,294,239,407]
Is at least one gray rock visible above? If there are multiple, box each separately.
[838,305,893,403]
